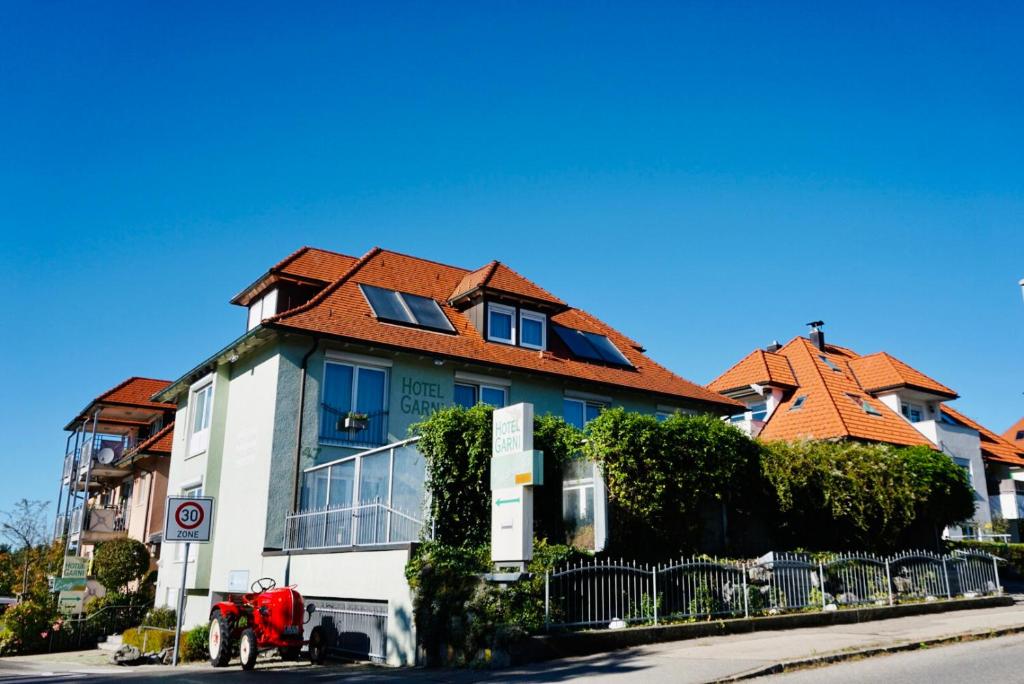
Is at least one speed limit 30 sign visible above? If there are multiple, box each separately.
[164,497,214,543]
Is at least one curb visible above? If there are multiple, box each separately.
[709,624,1024,682]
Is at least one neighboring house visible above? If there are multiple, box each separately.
[1005,417,1024,449]
[55,377,176,568]
[708,324,1024,541]
[152,245,740,665]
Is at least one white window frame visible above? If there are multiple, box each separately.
[518,310,547,351]
[901,401,924,423]
[486,302,516,345]
[247,288,278,331]
[187,378,214,458]
[454,381,508,408]
[320,359,389,445]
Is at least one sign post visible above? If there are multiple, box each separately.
[164,496,214,666]
[56,556,89,614]
[490,403,542,569]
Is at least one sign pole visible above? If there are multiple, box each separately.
[171,542,189,667]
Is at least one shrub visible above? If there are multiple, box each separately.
[0,600,56,654]
[122,626,176,654]
[142,606,177,629]
[182,623,210,662]
[92,538,151,593]
[947,540,1024,579]
[84,591,149,636]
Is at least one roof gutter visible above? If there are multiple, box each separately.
[291,334,321,513]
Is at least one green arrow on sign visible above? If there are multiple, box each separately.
[495,497,521,506]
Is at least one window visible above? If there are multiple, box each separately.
[953,456,973,486]
[359,284,454,333]
[1016,430,1024,441]
[552,325,632,367]
[320,361,389,446]
[487,303,516,344]
[453,382,507,409]
[247,288,278,331]
[789,395,807,411]
[750,402,768,421]
[519,310,547,350]
[848,393,881,416]
[656,411,674,422]
[188,382,213,457]
[562,397,607,550]
[901,402,924,423]
[819,355,841,372]
[563,397,605,429]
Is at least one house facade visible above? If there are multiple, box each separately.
[151,246,740,665]
[708,324,1024,540]
[54,378,176,602]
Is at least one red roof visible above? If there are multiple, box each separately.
[266,247,738,410]
[450,260,566,307]
[708,349,798,393]
[1004,417,1024,449]
[125,421,175,458]
[231,247,359,305]
[95,377,174,410]
[939,406,1024,466]
[848,352,958,398]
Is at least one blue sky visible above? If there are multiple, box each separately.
[1,2,1022,518]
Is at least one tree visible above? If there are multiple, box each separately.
[0,499,50,598]
[92,538,150,594]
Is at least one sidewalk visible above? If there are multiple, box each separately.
[2,600,1023,682]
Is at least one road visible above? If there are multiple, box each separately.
[749,633,1024,683]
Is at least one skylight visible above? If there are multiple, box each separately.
[552,325,632,367]
[819,355,841,372]
[847,393,881,416]
[360,284,454,333]
[788,395,807,411]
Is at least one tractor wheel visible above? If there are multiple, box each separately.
[308,626,326,665]
[278,645,301,661]
[239,628,258,671]
[208,610,233,668]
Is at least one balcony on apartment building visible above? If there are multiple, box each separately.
[67,502,130,544]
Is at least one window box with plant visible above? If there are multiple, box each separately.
[340,412,370,431]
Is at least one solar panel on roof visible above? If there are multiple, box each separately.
[552,325,632,368]
[360,284,454,333]
[402,292,454,332]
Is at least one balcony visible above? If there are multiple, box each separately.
[319,406,389,448]
[284,502,425,550]
[68,505,129,544]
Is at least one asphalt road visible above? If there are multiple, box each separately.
[750,633,1024,684]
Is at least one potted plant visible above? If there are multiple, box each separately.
[341,412,369,431]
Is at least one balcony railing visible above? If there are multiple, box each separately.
[318,406,389,448]
[284,502,425,551]
[67,504,129,539]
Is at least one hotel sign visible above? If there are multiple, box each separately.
[490,403,542,565]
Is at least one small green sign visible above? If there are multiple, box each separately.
[52,577,87,592]
[496,497,521,506]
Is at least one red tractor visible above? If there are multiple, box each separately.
[208,577,327,670]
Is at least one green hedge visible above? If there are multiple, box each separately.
[121,626,176,654]
[946,540,1024,579]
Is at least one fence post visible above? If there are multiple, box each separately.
[818,562,827,610]
[942,557,952,599]
[652,564,659,626]
[544,571,550,631]
[884,559,893,607]
[742,567,749,618]
[994,555,1003,595]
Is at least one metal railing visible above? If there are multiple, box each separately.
[545,548,1004,630]
[318,405,389,447]
[284,502,425,551]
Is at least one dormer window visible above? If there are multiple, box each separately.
[487,303,516,345]
[519,310,547,350]
[901,402,924,423]
[247,288,278,331]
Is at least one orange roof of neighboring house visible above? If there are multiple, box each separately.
[941,406,1024,466]
[1004,417,1024,448]
[752,337,931,447]
[848,352,958,399]
[124,421,175,459]
[449,260,566,306]
[95,377,174,410]
[708,349,798,393]
[231,246,359,305]
[266,247,738,410]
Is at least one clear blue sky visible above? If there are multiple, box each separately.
[2,2,1022,518]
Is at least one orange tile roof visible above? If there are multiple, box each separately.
[449,260,566,306]
[231,247,359,305]
[96,377,174,410]
[707,349,797,394]
[941,406,1024,466]
[848,352,958,398]
[1004,417,1024,448]
[267,247,739,410]
[125,421,175,458]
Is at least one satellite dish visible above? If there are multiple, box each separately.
[97,447,116,465]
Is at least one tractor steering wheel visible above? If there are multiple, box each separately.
[251,577,277,593]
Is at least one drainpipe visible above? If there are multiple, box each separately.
[286,335,320,587]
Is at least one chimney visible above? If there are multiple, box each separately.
[766,340,782,353]
[806,321,825,351]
